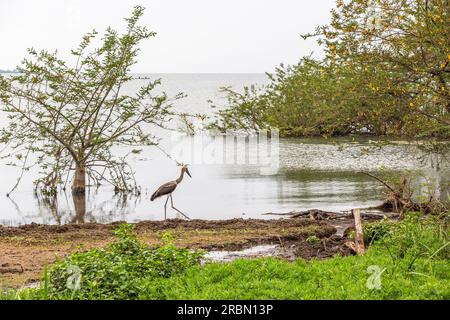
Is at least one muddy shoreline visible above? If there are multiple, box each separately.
[0,214,383,288]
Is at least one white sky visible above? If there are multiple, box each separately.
[0,0,335,73]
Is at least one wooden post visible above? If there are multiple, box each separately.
[352,208,365,255]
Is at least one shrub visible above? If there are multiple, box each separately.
[306,235,320,244]
[45,224,204,299]
[369,213,449,264]
[363,219,397,244]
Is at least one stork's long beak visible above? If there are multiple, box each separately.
[186,168,192,178]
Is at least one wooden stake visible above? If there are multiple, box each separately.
[352,208,365,255]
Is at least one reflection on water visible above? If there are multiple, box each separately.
[0,74,448,226]
[3,190,136,226]
[1,137,448,226]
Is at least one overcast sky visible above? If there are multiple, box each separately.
[0,0,335,73]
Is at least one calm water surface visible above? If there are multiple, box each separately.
[0,74,448,226]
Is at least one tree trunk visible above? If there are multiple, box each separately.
[72,193,86,224]
[72,164,86,195]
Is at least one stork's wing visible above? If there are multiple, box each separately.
[151,181,177,201]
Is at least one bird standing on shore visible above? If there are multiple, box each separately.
[151,164,192,220]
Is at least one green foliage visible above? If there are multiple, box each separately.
[363,213,449,263]
[211,0,450,139]
[211,59,408,137]
[319,0,450,137]
[43,224,204,299]
[137,253,449,300]
[306,235,321,244]
[363,219,396,244]
[138,215,449,300]
[0,6,183,194]
[375,213,449,262]
[4,214,448,300]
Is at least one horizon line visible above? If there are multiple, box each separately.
[0,70,270,75]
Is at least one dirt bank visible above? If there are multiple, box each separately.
[0,217,350,288]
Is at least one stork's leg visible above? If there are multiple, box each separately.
[164,195,170,220]
[170,194,190,220]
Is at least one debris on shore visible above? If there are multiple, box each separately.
[0,211,396,288]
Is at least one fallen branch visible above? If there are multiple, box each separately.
[358,171,397,194]
[262,209,388,221]
[360,171,447,214]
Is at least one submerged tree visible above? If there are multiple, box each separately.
[0,6,182,197]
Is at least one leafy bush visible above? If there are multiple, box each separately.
[365,213,449,264]
[46,224,204,299]
[377,213,449,263]
[306,235,320,244]
[209,0,450,139]
[363,219,397,244]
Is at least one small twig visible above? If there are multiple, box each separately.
[6,141,35,197]
[156,145,183,166]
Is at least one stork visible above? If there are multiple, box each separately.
[151,164,192,220]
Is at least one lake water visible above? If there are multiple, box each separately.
[0,74,448,226]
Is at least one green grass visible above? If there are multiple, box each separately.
[2,213,449,300]
[137,248,449,300]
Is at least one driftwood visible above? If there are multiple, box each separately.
[262,209,388,221]
[359,171,414,212]
[261,210,302,216]
[359,171,447,214]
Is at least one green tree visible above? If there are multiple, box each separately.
[211,58,407,136]
[212,0,449,139]
[309,0,450,136]
[0,6,182,197]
